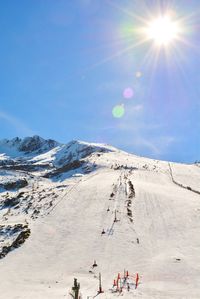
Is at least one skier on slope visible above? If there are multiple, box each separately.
[101,229,105,235]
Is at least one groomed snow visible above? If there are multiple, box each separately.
[0,141,200,298]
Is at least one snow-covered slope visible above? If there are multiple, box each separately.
[0,136,200,299]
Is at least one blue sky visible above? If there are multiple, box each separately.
[0,0,199,163]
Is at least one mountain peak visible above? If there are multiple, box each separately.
[18,135,59,153]
[0,135,60,158]
[0,136,118,167]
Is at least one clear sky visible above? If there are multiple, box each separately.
[0,0,199,163]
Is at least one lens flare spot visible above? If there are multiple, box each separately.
[112,105,125,118]
[136,71,142,78]
[123,87,134,99]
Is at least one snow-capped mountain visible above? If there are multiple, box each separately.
[0,135,59,158]
[0,136,200,299]
[0,136,116,172]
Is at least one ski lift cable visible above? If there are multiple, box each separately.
[102,174,121,234]
[47,171,99,216]
[102,172,128,280]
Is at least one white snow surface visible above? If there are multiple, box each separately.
[0,139,200,299]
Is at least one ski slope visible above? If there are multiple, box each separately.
[0,139,200,299]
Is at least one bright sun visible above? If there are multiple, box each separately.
[146,15,180,46]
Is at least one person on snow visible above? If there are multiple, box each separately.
[101,229,105,235]
[92,260,98,268]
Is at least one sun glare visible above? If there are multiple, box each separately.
[146,16,180,46]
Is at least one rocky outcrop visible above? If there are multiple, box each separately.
[44,160,84,178]
[18,136,59,153]
[0,178,28,191]
[0,224,31,259]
